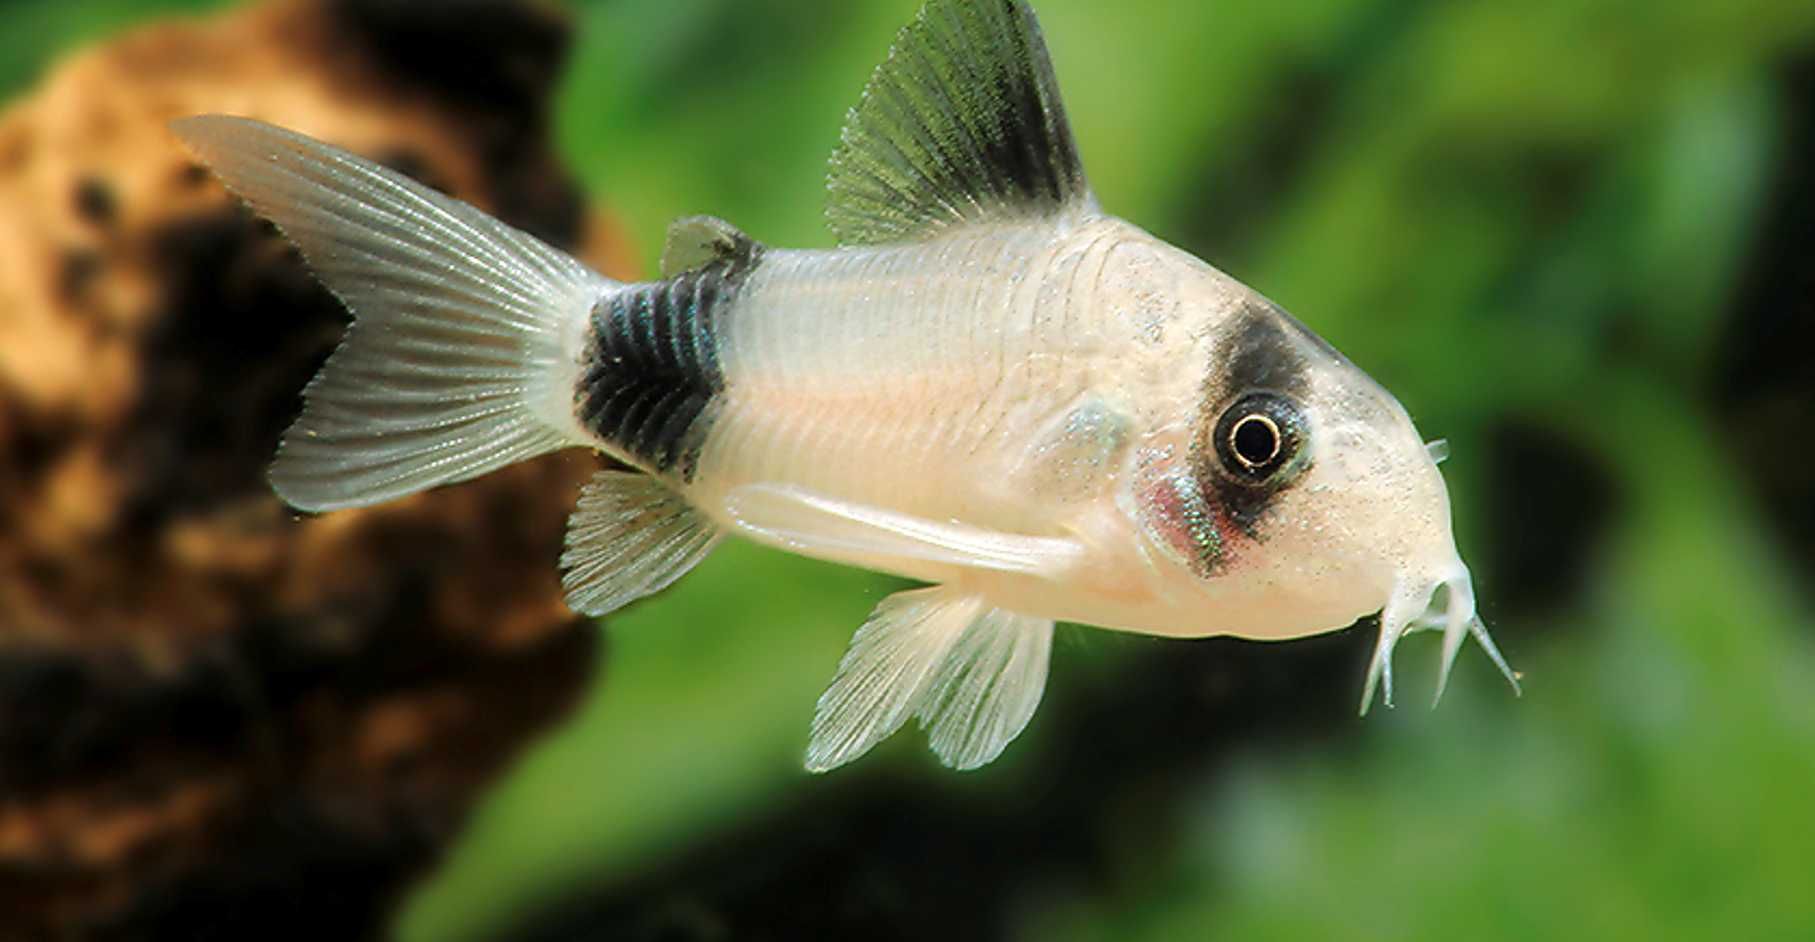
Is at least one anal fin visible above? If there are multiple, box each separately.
[561,471,721,617]
[807,586,1053,772]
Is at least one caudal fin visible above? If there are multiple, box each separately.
[172,115,605,512]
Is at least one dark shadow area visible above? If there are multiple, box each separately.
[500,628,1367,942]
[1715,54,1815,584]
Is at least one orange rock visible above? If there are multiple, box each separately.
[0,1,636,936]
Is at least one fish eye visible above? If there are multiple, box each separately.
[1210,392,1305,484]
[1230,414,1280,469]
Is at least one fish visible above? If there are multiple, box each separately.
[171,0,1519,773]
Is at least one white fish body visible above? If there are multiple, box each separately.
[696,222,1370,636]
[174,0,1518,773]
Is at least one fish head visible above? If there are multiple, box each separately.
[1118,264,1520,712]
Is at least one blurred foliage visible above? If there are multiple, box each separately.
[7,0,1814,939]
[0,0,229,93]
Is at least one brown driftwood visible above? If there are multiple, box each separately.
[0,1,635,937]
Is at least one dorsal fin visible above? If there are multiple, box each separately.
[826,0,1095,246]
[661,215,761,278]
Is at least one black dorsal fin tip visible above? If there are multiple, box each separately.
[826,0,1095,246]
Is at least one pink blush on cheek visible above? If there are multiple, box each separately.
[1133,468,1226,580]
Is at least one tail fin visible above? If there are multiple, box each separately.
[172,115,605,512]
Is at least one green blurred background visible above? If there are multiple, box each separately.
[7,0,1815,938]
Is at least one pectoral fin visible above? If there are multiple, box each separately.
[807,586,1053,772]
[723,484,1082,578]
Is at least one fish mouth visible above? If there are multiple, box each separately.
[1359,562,1522,714]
